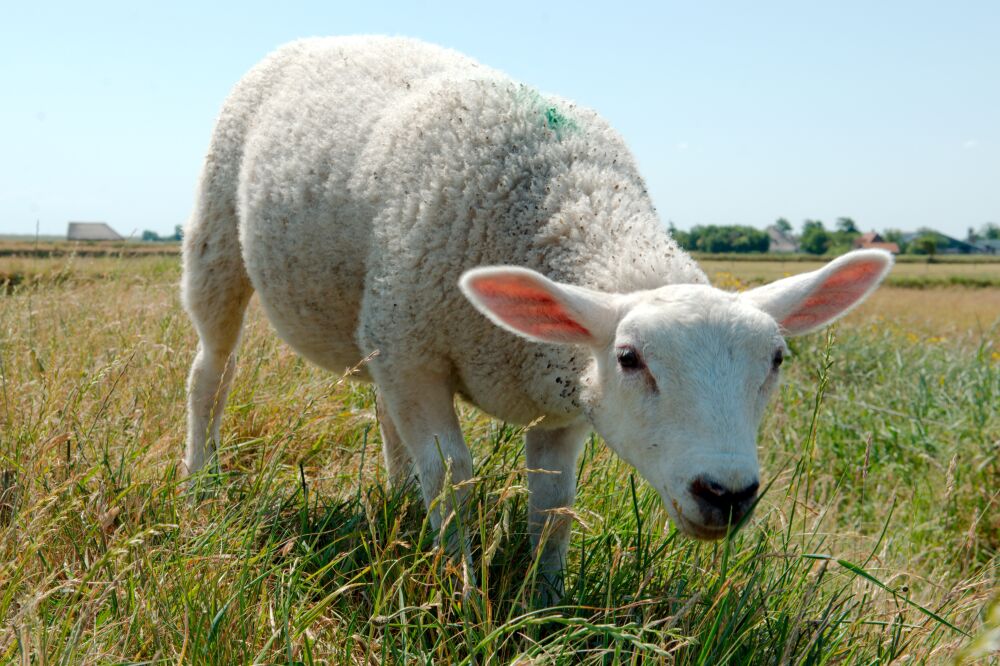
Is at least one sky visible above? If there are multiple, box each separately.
[1,1,997,239]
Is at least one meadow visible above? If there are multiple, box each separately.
[699,258,1000,291]
[1,252,997,663]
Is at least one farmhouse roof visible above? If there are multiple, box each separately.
[897,230,984,254]
[974,239,1000,254]
[853,231,899,254]
[766,226,799,253]
[67,222,123,241]
[861,241,900,253]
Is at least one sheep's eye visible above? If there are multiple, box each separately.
[617,346,643,370]
[772,349,784,371]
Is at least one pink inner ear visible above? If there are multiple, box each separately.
[781,260,883,331]
[468,274,592,343]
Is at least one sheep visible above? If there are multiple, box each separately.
[182,35,893,597]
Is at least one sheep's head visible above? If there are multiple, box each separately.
[460,250,893,540]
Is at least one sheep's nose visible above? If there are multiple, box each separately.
[689,476,759,524]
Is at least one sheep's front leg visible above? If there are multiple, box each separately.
[376,392,416,488]
[377,377,474,559]
[525,422,589,603]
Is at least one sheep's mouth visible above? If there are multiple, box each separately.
[682,522,730,541]
[664,494,732,541]
[674,511,729,540]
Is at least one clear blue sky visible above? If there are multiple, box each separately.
[1,1,997,238]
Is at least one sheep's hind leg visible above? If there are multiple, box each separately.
[181,211,253,482]
[525,422,590,604]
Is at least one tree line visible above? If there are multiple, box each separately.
[142,225,184,242]
[141,219,999,255]
[670,219,999,255]
[668,224,770,253]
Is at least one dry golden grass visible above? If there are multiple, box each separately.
[1,254,996,663]
[701,258,1000,282]
[0,239,179,257]
[702,260,1000,335]
[847,287,1000,334]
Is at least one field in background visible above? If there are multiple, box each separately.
[698,260,1000,334]
[6,251,997,331]
[0,239,180,257]
[701,258,1000,290]
[0,254,997,662]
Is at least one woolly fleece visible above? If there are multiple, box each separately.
[182,35,706,429]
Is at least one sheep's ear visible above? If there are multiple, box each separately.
[460,267,618,347]
[743,250,893,336]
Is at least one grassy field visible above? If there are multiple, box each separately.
[699,262,1000,334]
[701,259,1000,290]
[1,254,997,663]
[0,240,180,258]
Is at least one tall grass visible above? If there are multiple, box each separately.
[0,258,996,663]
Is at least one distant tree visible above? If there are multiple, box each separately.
[774,218,793,233]
[668,222,692,250]
[836,217,859,234]
[981,222,1000,240]
[966,227,978,243]
[800,220,831,255]
[686,225,769,253]
[828,218,860,254]
[142,230,160,242]
[174,225,184,241]
[908,233,938,257]
[801,219,823,234]
[883,228,907,253]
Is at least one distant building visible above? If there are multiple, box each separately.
[900,231,979,254]
[67,222,123,241]
[766,226,799,253]
[853,231,900,254]
[973,239,1000,255]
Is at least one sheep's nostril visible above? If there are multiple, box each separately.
[702,479,728,499]
[689,476,759,516]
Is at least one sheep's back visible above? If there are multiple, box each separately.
[224,36,488,372]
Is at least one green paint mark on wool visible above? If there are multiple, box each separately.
[544,106,578,139]
[512,85,579,139]
[544,106,567,129]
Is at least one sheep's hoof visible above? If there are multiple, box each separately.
[180,461,223,502]
[531,571,565,608]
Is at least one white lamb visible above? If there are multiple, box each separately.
[182,36,892,594]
